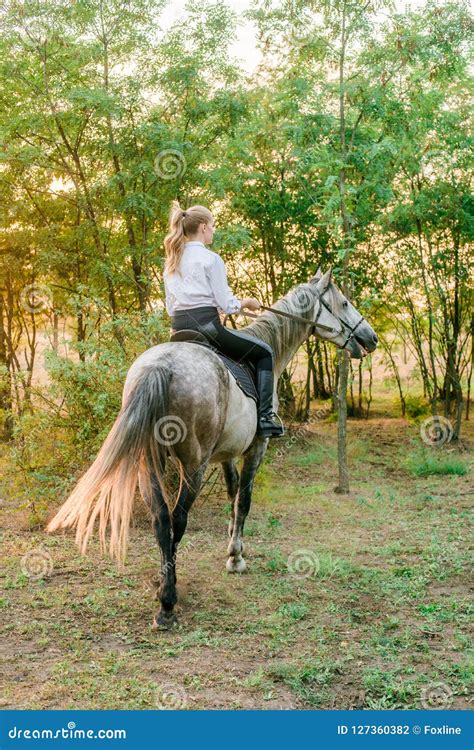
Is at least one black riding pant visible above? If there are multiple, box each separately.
[171,306,274,374]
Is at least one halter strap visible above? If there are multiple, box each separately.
[318,287,366,348]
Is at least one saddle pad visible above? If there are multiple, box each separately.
[217,353,258,404]
[171,337,258,403]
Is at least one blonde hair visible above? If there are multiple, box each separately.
[163,201,214,276]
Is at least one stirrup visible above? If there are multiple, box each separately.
[256,411,285,438]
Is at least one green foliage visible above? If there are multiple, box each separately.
[44,312,167,451]
[278,602,309,620]
[404,394,431,419]
[6,310,168,518]
[9,410,75,525]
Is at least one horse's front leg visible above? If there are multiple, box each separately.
[222,459,240,540]
[226,437,268,573]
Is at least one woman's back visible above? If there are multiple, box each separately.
[164,240,240,315]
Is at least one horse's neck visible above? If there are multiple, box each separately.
[243,301,313,381]
[273,323,311,380]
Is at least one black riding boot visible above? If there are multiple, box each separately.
[256,369,284,438]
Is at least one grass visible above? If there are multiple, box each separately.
[406,450,468,476]
[0,417,472,709]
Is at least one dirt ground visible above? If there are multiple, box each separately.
[0,417,472,710]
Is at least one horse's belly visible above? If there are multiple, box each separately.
[210,374,257,462]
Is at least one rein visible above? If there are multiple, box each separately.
[224,288,366,349]
[258,304,336,333]
[225,305,336,337]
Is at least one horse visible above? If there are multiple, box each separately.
[47,268,378,628]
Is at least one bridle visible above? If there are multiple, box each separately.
[317,286,366,349]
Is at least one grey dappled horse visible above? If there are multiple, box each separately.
[47,269,378,628]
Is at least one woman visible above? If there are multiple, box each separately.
[163,202,284,438]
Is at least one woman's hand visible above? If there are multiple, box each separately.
[240,297,261,312]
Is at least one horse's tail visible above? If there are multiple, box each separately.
[46,364,175,563]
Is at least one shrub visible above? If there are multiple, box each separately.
[404,394,430,419]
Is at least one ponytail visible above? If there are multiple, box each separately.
[163,201,214,276]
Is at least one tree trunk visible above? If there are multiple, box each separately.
[278,368,296,417]
[0,292,14,440]
[335,349,350,494]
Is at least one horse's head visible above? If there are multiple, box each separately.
[307,268,378,358]
[284,271,356,358]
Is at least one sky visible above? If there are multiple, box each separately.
[160,0,431,74]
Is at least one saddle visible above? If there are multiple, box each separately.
[169,329,258,403]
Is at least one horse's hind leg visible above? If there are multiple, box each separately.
[145,469,178,629]
[171,463,207,551]
[226,438,268,574]
[149,462,207,629]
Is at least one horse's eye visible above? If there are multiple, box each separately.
[343,301,348,308]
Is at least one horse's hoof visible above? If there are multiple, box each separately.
[153,610,178,630]
[227,540,244,557]
[226,557,247,574]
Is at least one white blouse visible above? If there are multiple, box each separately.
[163,240,241,316]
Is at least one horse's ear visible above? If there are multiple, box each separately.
[309,266,323,284]
[315,268,332,292]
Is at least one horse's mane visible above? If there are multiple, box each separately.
[242,281,340,366]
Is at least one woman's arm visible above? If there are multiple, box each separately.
[208,254,241,314]
[163,276,175,315]
[209,254,261,314]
